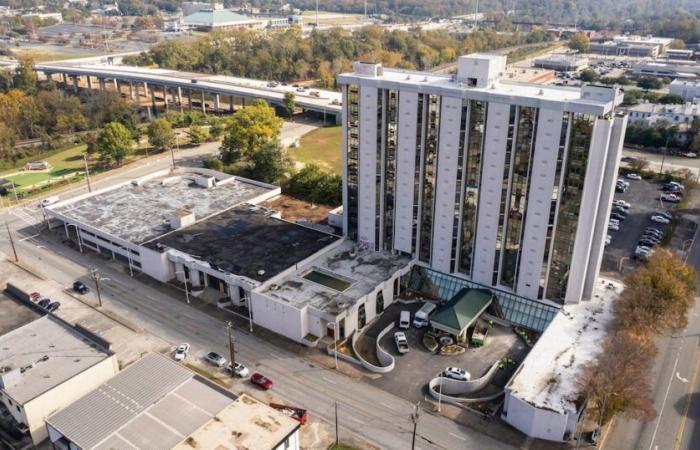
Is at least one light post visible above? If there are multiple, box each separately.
[175,269,190,304]
[618,256,629,273]
[437,374,443,412]
[10,180,18,204]
[682,238,694,263]
[83,153,92,193]
[89,268,109,308]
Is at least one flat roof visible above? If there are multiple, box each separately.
[148,204,339,283]
[48,168,274,244]
[174,394,298,450]
[0,316,111,405]
[262,240,412,315]
[0,293,39,336]
[506,278,620,415]
[46,353,239,450]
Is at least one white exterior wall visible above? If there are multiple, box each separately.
[273,429,300,450]
[23,355,118,444]
[564,118,613,303]
[472,102,511,285]
[516,109,565,298]
[251,291,306,342]
[431,96,463,272]
[503,391,570,441]
[583,115,627,298]
[357,86,378,248]
[393,92,419,253]
[342,86,349,236]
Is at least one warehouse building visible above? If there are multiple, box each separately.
[533,56,589,72]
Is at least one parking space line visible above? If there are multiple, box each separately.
[322,376,337,385]
[348,415,365,425]
[448,432,467,441]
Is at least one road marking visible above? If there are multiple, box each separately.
[19,233,39,242]
[348,416,365,425]
[648,356,679,450]
[676,372,689,383]
[448,432,466,441]
[674,348,700,450]
[322,376,337,385]
[598,416,614,450]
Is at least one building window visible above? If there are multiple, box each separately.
[411,95,425,253]
[376,290,385,313]
[418,95,441,263]
[545,114,595,302]
[458,100,487,276]
[450,100,469,270]
[493,105,518,285]
[500,106,538,288]
[375,90,384,250]
[346,85,360,240]
[358,303,367,328]
[383,90,399,251]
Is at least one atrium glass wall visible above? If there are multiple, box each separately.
[500,107,538,288]
[418,95,441,263]
[450,100,470,271]
[458,100,487,276]
[346,85,360,240]
[545,114,594,302]
[383,90,399,251]
[493,105,518,285]
[411,95,425,253]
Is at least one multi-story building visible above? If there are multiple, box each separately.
[337,54,627,305]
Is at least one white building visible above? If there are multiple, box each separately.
[670,79,700,101]
[182,1,223,17]
[46,353,300,450]
[337,54,627,305]
[0,315,118,444]
[626,101,700,129]
[590,35,674,58]
[503,279,619,441]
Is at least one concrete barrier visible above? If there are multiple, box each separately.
[427,361,503,405]
[350,323,396,374]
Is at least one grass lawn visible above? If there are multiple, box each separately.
[327,444,360,450]
[12,48,101,62]
[288,126,342,174]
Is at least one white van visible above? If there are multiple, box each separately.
[399,310,410,329]
[40,196,59,208]
[413,302,437,328]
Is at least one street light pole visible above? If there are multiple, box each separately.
[90,268,103,307]
[5,222,18,262]
[83,153,92,193]
[437,376,443,412]
[227,321,236,377]
[410,402,420,450]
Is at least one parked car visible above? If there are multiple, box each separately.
[228,362,249,377]
[651,214,671,224]
[40,196,59,207]
[656,211,673,221]
[666,181,685,190]
[635,246,653,260]
[38,297,51,308]
[413,302,437,328]
[393,332,410,354]
[641,233,662,243]
[613,200,631,209]
[625,173,642,180]
[616,179,630,187]
[205,351,226,367]
[173,343,190,361]
[46,302,60,312]
[605,235,612,246]
[72,280,89,294]
[661,193,681,203]
[610,212,627,221]
[638,238,659,247]
[608,221,620,231]
[30,292,41,301]
[611,206,628,215]
[442,367,470,381]
[399,310,410,329]
[251,372,273,390]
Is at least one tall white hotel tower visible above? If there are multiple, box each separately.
[337,54,627,304]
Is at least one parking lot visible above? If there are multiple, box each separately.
[601,175,677,275]
[358,303,529,405]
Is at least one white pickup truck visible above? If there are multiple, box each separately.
[394,332,410,354]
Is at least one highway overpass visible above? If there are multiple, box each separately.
[34,62,342,123]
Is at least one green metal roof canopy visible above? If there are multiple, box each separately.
[430,288,494,336]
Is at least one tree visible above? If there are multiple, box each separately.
[188,124,209,144]
[220,100,282,164]
[283,164,343,206]
[629,158,650,173]
[55,112,88,135]
[568,32,590,52]
[0,122,17,162]
[245,140,292,184]
[97,122,133,166]
[147,118,175,150]
[12,56,37,93]
[637,77,663,91]
[670,38,686,49]
[283,92,295,119]
[579,68,599,83]
[657,93,684,105]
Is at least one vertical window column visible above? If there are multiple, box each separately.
[383,90,399,251]
[418,95,441,263]
[411,95,425,253]
[345,85,360,240]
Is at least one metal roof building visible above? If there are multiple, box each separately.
[183,9,261,30]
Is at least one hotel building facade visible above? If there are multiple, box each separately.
[337,54,627,304]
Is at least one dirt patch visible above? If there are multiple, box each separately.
[261,194,333,224]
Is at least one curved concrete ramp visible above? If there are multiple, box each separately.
[428,361,503,404]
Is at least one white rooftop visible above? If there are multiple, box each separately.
[0,316,111,404]
[507,278,621,415]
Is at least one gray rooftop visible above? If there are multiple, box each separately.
[0,316,111,404]
[48,169,274,244]
[46,353,238,450]
[263,240,412,315]
[149,204,339,283]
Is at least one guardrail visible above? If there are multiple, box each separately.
[427,361,503,405]
[350,323,396,373]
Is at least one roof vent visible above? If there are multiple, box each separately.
[195,176,216,188]
[170,210,196,230]
[257,269,266,276]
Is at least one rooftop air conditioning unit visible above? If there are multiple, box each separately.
[170,210,196,230]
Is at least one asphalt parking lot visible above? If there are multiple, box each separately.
[601,176,676,275]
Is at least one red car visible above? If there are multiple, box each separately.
[251,373,273,390]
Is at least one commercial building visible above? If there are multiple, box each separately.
[670,79,700,101]
[533,56,589,72]
[631,60,700,79]
[626,101,700,129]
[666,48,695,60]
[182,1,223,17]
[337,53,626,305]
[46,353,300,450]
[502,279,619,441]
[0,315,118,444]
[589,35,674,57]
[182,9,262,31]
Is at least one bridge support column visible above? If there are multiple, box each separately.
[71,75,79,93]
[129,82,135,101]
[134,83,141,106]
[241,97,246,107]
[162,85,169,111]
[151,86,157,117]
[229,95,234,112]
[177,87,183,113]
[214,94,220,113]
[187,89,193,111]
[86,76,93,90]
[200,91,206,113]
[98,78,106,91]
[112,79,118,91]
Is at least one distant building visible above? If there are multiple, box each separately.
[182,1,223,17]
[631,60,700,79]
[182,9,262,31]
[20,12,63,22]
[533,56,589,72]
[670,79,700,101]
[666,49,695,60]
[0,315,118,444]
[590,35,674,58]
[46,353,300,450]
[625,101,700,129]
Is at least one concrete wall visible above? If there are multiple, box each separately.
[502,390,570,442]
[394,91,419,254]
[140,246,174,282]
[273,429,300,450]
[357,85,379,249]
[24,355,118,444]
[250,291,305,342]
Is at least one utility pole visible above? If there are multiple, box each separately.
[5,222,17,262]
[411,402,420,450]
[83,153,92,193]
[316,0,319,27]
[90,268,103,307]
[335,401,339,445]
[227,321,236,376]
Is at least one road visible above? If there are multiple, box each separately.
[0,152,514,450]
[623,147,700,177]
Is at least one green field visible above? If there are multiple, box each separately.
[288,126,342,174]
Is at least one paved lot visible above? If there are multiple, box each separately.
[601,176,675,276]
[359,303,528,405]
